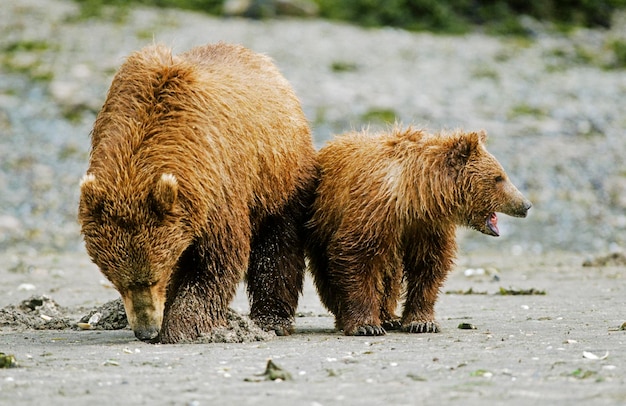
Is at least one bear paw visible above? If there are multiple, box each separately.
[382,318,402,331]
[402,321,440,334]
[346,324,386,336]
[252,316,295,336]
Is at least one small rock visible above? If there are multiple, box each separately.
[276,0,318,16]
[0,215,21,231]
[223,0,318,18]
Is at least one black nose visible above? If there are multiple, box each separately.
[134,326,160,342]
[523,200,532,215]
[511,199,532,218]
[520,200,533,217]
[524,200,532,211]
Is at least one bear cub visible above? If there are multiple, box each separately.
[306,127,531,336]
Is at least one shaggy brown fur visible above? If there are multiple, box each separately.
[306,127,531,336]
[78,43,317,343]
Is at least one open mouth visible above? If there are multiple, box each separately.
[485,212,499,236]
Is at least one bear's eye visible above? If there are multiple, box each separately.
[495,175,504,183]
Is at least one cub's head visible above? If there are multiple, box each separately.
[446,131,531,236]
[78,173,189,342]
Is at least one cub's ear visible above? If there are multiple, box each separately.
[447,132,478,171]
[152,173,178,214]
[476,129,488,143]
[79,174,103,215]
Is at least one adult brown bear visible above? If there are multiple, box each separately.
[306,127,531,336]
[79,43,317,343]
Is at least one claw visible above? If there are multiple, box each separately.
[403,321,440,334]
[351,324,386,336]
[273,325,294,336]
[382,318,402,331]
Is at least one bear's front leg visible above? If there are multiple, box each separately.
[380,268,403,331]
[160,279,231,343]
[401,233,456,334]
[159,239,246,344]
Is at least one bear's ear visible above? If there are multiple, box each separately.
[447,132,480,171]
[152,173,178,214]
[476,129,487,143]
[79,174,104,214]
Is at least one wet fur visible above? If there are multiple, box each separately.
[306,127,530,336]
[79,43,317,343]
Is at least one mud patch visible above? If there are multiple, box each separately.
[76,298,128,330]
[189,309,276,344]
[77,298,274,343]
[1,296,274,343]
[0,295,72,330]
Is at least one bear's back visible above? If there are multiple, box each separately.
[89,43,315,216]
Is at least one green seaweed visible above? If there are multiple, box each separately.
[245,359,293,382]
[497,287,546,295]
[0,353,18,368]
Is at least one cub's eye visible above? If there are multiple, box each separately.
[495,175,504,183]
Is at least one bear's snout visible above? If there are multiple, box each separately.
[506,195,532,218]
[500,181,532,218]
[121,285,165,343]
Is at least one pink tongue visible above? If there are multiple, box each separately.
[487,213,499,236]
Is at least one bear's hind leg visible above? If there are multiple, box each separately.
[247,193,311,336]
[336,283,386,336]
[330,256,387,336]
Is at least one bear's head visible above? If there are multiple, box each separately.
[445,131,531,236]
[79,173,190,342]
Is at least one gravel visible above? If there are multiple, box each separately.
[1,0,626,255]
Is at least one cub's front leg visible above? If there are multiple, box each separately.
[401,233,456,333]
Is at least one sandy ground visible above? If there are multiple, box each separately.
[1,250,625,405]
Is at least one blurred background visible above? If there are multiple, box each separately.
[1,0,625,258]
